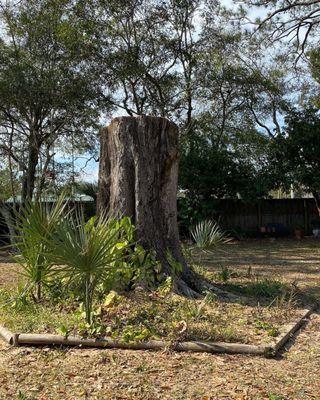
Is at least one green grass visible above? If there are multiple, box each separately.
[0,280,298,346]
[0,240,307,345]
[224,278,287,298]
[0,288,78,333]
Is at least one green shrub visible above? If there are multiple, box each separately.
[45,213,133,324]
[190,219,229,249]
[8,194,158,325]
[12,194,67,301]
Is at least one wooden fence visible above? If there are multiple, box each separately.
[1,198,319,239]
[208,198,319,235]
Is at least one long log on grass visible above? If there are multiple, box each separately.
[16,333,270,355]
[2,307,315,356]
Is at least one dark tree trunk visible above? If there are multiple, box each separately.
[97,127,111,216]
[313,192,320,217]
[0,201,16,245]
[21,144,39,202]
[98,116,201,295]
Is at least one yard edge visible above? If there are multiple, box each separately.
[0,325,18,345]
[270,306,315,354]
[0,305,315,356]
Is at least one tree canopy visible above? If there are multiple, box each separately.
[0,0,319,206]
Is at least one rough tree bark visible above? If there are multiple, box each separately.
[97,116,207,296]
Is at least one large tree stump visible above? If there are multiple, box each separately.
[97,116,197,295]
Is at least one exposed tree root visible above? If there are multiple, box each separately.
[174,271,244,302]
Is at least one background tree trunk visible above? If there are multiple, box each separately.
[0,201,16,246]
[97,127,110,215]
[313,192,320,217]
[21,144,39,202]
[98,116,199,295]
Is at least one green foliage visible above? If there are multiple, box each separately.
[17,391,35,400]
[120,325,152,343]
[0,168,20,201]
[0,286,78,334]
[270,107,320,200]
[309,48,320,106]
[8,192,152,324]
[44,213,133,324]
[12,194,67,300]
[190,219,229,249]
[179,127,273,203]
[226,278,286,299]
[215,267,239,283]
[178,294,213,322]
[0,0,101,200]
[130,245,162,289]
[254,320,279,337]
[166,251,183,276]
[178,195,217,233]
[73,303,107,336]
[246,278,285,298]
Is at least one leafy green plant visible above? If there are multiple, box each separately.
[166,250,183,276]
[45,212,133,324]
[215,266,236,282]
[12,194,67,301]
[120,325,151,343]
[130,245,161,289]
[190,219,229,249]
[178,293,214,322]
[156,276,173,296]
[255,320,279,337]
[75,303,107,336]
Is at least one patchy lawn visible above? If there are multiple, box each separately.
[193,238,320,301]
[0,247,308,346]
[0,238,319,399]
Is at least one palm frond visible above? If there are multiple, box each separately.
[190,219,229,249]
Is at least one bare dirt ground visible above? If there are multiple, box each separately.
[0,239,319,400]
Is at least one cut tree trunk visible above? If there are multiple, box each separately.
[97,116,203,296]
[97,116,239,301]
[97,116,239,299]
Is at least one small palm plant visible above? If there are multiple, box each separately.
[13,194,67,301]
[45,212,133,324]
[190,219,229,249]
